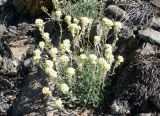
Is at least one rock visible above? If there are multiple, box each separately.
[138,28,160,46]
[0,24,7,38]
[0,72,22,115]
[8,26,19,35]
[0,95,10,115]
[119,26,134,39]
[136,113,152,116]
[24,59,32,68]
[150,17,160,30]
[151,0,160,8]
[2,57,18,74]
[136,43,157,55]
[108,48,160,114]
[11,68,55,116]
[0,0,7,6]
[110,100,132,114]
[9,37,30,60]
[149,94,160,112]
[105,5,128,19]
[12,0,52,17]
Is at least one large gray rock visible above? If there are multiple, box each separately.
[12,0,52,16]
[107,44,160,114]
[138,28,160,46]
[105,5,128,19]
[150,17,160,30]
[12,69,49,116]
[136,42,157,55]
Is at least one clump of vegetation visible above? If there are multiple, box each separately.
[62,0,100,20]
[33,0,124,111]
[50,0,100,20]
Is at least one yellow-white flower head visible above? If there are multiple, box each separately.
[88,18,93,25]
[78,63,83,70]
[33,49,41,61]
[42,87,52,96]
[35,19,44,27]
[69,23,81,36]
[104,63,111,72]
[89,54,97,64]
[80,17,90,27]
[59,55,70,64]
[98,58,111,71]
[66,67,75,77]
[52,0,59,3]
[50,69,57,78]
[114,22,122,33]
[64,15,72,24]
[42,32,50,41]
[105,53,114,64]
[105,44,112,54]
[102,18,113,29]
[60,83,69,94]
[33,54,41,61]
[39,41,45,49]
[45,67,57,78]
[49,47,58,58]
[79,54,87,60]
[60,39,71,52]
[98,57,106,65]
[34,49,41,56]
[45,60,54,68]
[54,98,63,109]
[55,10,62,21]
[94,36,101,45]
[73,18,79,24]
[116,55,124,65]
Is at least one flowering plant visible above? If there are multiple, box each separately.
[33,12,123,110]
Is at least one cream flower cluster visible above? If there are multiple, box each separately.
[98,58,111,72]
[73,18,79,24]
[79,54,87,60]
[42,87,52,96]
[55,10,62,21]
[89,54,97,65]
[45,66,58,78]
[94,36,101,45]
[59,55,70,64]
[33,49,41,61]
[114,22,122,33]
[105,44,114,64]
[42,32,50,43]
[49,47,58,58]
[64,15,72,25]
[35,19,44,32]
[66,67,75,77]
[39,41,45,49]
[105,44,112,54]
[44,60,57,78]
[35,19,43,28]
[102,18,113,30]
[54,98,63,109]
[45,60,54,68]
[77,54,87,69]
[60,39,71,52]
[80,17,93,28]
[115,55,124,65]
[60,83,69,94]
[69,23,81,37]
